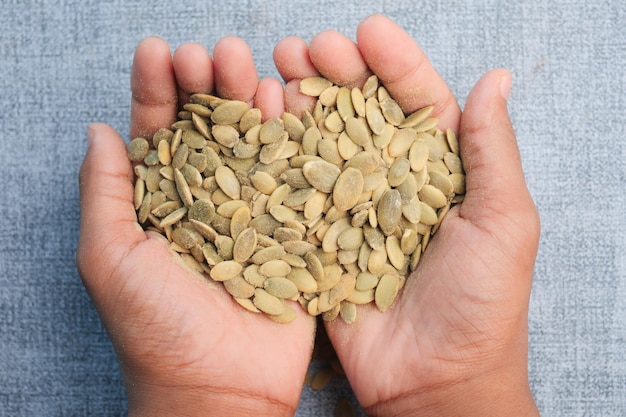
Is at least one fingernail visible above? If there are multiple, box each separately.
[499,72,512,100]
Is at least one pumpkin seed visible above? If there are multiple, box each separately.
[253,288,285,315]
[335,397,357,417]
[232,227,257,263]
[268,305,298,323]
[333,168,364,212]
[211,100,249,125]
[224,275,255,299]
[129,76,464,325]
[365,97,386,135]
[311,368,334,390]
[300,76,333,96]
[377,189,402,236]
[264,277,299,299]
[302,159,341,193]
[375,273,400,312]
[128,137,149,161]
[210,260,243,282]
[214,166,240,200]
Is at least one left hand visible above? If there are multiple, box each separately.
[77,36,315,417]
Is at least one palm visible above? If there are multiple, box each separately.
[104,232,313,406]
[274,14,539,413]
[78,36,315,414]
[325,204,536,407]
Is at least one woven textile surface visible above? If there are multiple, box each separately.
[0,1,624,415]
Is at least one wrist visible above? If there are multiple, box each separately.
[365,367,539,417]
[127,383,296,417]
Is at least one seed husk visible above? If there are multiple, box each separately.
[389,128,417,157]
[337,227,365,251]
[339,301,357,324]
[235,297,261,313]
[152,200,183,218]
[282,111,306,142]
[288,267,318,293]
[355,271,378,291]
[137,192,152,224]
[274,226,303,243]
[268,305,298,323]
[264,277,299,299]
[377,189,402,236]
[186,199,215,224]
[129,75,464,325]
[400,105,434,128]
[335,397,357,417]
[159,206,187,228]
[450,173,466,194]
[250,170,278,195]
[211,100,249,125]
[310,367,334,390]
[253,288,285,315]
[346,288,375,304]
[300,76,333,96]
[328,273,356,306]
[128,137,149,161]
[215,166,241,200]
[258,259,292,277]
[345,117,371,147]
[443,151,464,174]
[239,108,262,133]
[388,158,411,187]
[429,170,455,196]
[259,131,288,164]
[375,273,400,312]
[210,260,243,282]
[283,240,318,256]
[259,117,284,144]
[333,168,364,212]
[302,159,342,193]
[145,166,163,193]
[365,97,386,135]
[171,227,198,250]
[334,87,354,121]
[224,275,256,299]
[230,206,252,238]
[385,235,406,271]
[418,184,448,209]
[232,227,257,263]
[380,97,405,126]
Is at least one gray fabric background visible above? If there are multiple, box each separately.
[0,0,624,415]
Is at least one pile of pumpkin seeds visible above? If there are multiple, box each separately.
[127,74,465,324]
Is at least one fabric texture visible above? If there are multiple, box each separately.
[0,1,624,415]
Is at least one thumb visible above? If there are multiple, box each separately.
[458,69,539,238]
[77,123,145,294]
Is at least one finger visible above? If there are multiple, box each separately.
[130,37,178,139]
[77,123,145,292]
[458,69,539,237]
[254,77,285,120]
[172,42,215,107]
[273,36,318,82]
[273,36,320,118]
[212,36,259,105]
[356,14,461,130]
[308,30,371,88]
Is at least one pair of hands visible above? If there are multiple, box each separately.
[77,15,540,417]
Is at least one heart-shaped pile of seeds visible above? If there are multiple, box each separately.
[127,75,465,324]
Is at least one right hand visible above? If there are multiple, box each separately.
[274,15,541,417]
